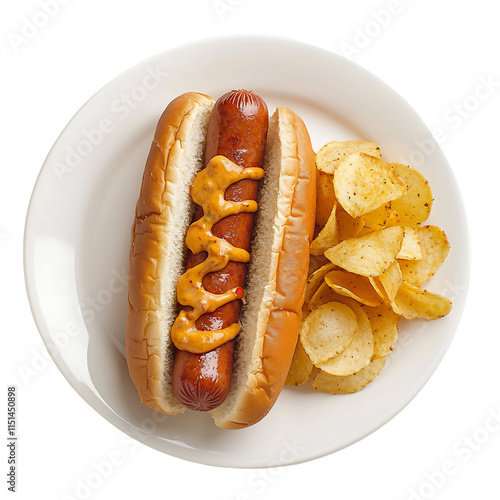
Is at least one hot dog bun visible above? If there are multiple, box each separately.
[126,92,316,427]
[126,92,215,415]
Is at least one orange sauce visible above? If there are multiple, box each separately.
[170,155,264,354]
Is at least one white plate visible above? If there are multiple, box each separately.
[24,36,470,468]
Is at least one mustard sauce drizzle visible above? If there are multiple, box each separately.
[171,155,264,354]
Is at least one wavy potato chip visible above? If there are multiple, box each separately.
[399,225,450,286]
[334,153,407,218]
[397,227,423,260]
[310,202,339,255]
[316,140,381,174]
[285,339,313,386]
[313,357,386,394]
[391,281,452,319]
[325,269,383,306]
[363,304,400,360]
[325,226,404,277]
[390,163,433,226]
[300,302,358,364]
[305,140,452,397]
[316,300,373,376]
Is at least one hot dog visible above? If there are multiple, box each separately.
[126,90,316,429]
[172,90,269,411]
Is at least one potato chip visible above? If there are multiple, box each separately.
[316,140,381,174]
[315,170,336,235]
[304,262,337,306]
[308,254,331,276]
[325,226,404,277]
[390,163,433,226]
[397,227,423,260]
[361,203,402,233]
[316,300,373,376]
[306,282,342,314]
[300,302,358,364]
[285,339,313,386]
[310,202,339,255]
[336,204,364,241]
[391,281,452,319]
[375,260,403,303]
[369,277,386,303]
[325,269,383,306]
[299,138,452,398]
[399,225,450,286]
[334,153,407,218]
[313,357,386,394]
[363,304,400,360]
[361,204,391,232]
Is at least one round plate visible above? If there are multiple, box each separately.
[24,36,469,468]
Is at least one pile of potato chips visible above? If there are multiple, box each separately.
[286,141,452,394]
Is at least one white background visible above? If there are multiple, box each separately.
[2,1,499,499]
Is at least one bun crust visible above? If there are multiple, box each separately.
[210,107,316,428]
[126,92,214,414]
[126,96,316,427]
